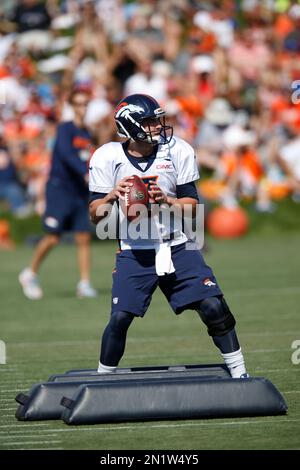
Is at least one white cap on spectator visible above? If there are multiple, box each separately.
[205,98,233,125]
[289,5,300,19]
[241,0,259,12]
[50,37,74,52]
[37,55,72,74]
[233,110,250,127]
[223,125,255,149]
[152,60,173,78]
[61,102,74,122]
[51,14,80,30]
[191,55,214,74]
[0,76,30,111]
[164,100,180,116]
[0,34,17,62]
[193,11,213,31]
[85,98,112,127]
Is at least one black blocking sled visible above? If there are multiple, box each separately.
[15,363,287,424]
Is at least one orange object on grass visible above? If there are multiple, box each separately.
[207,206,249,239]
[0,219,15,250]
[267,182,291,200]
[0,220,10,239]
[198,180,227,201]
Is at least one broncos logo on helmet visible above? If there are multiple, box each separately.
[115,103,144,119]
[114,94,173,145]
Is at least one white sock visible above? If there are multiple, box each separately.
[221,348,247,378]
[26,268,36,277]
[97,361,117,374]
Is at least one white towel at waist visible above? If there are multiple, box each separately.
[155,243,175,276]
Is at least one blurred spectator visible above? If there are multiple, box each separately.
[124,58,169,101]
[190,55,216,106]
[219,125,270,211]
[194,98,234,168]
[228,28,272,83]
[20,134,51,215]
[109,34,138,87]
[283,4,300,52]
[6,0,53,54]
[200,125,274,212]
[164,99,194,142]
[0,134,31,217]
[125,2,165,60]
[69,1,108,66]
[174,23,216,74]
[279,134,300,201]
[95,0,126,40]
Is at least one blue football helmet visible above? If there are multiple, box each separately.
[114,94,173,144]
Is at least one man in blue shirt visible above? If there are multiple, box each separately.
[19,89,97,299]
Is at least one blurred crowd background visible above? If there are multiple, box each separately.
[1,0,300,227]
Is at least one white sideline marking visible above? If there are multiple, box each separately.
[0,434,58,440]
[11,340,97,347]
[0,381,31,385]
[37,448,64,450]
[0,377,42,381]
[0,423,50,429]
[9,447,65,450]
[240,331,297,337]
[0,387,34,391]
[0,382,37,385]
[0,408,19,411]
[0,418,298,435]
[1,440,62,446]
[252,369,298,373]
[247,348,291,353]
[2,448,64,451]
[0,375,28,378]
[282,390,300,394]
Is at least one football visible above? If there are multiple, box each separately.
[121,175,149,222]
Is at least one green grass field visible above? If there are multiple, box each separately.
[0,233,299,450]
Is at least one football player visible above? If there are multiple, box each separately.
[89,94,249,378]
[19,89,97,299]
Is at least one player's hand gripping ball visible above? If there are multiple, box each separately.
[121,175,149,222]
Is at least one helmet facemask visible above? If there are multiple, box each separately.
[137,115,173,145]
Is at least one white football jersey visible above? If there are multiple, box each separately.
[89,136,199,249]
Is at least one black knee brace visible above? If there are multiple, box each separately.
[109,310,135,334]
[195,296,236,337]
